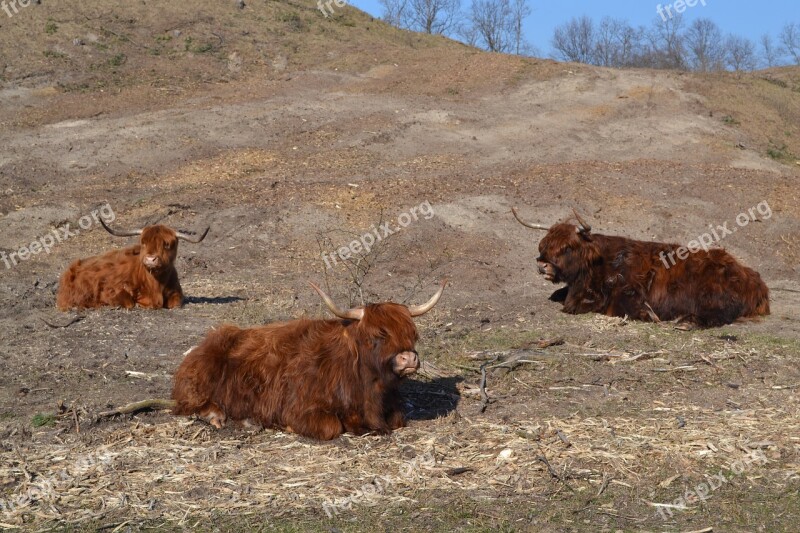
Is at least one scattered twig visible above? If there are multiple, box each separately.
[697,354,721,370]
[97,399,176,418]
[100,27,149,49]
[537,448,575,492]
[644,302,661,322]
[596,474,611,497]
[125,370,163,381]
[42,316,83,328]
[479,356,499,413]
[556,429,571,447]
[770,287,800,293]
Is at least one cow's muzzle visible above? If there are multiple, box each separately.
[393,351,420,377]
[143,255,162,270]
[537,260,556,281]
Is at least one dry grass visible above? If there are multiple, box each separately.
[2,339,798,529]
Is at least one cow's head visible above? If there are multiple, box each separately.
[309,281,447,379]
[512,208,597,284]
[100,219,209,273]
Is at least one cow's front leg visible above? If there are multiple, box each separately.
[165,289,184,309]
[111,288,136,309]
[386,409,406,430]
[384,394,406,429]
[199,403,227,429]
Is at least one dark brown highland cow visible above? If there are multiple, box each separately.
[56,219,209,310]
[512,208,769,328]
[171,281,446,440]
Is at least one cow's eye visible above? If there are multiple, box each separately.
[164,243,171,250]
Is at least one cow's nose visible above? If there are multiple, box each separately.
[143,255,159,268]
[395,351,420,375]
[537,261,548,274]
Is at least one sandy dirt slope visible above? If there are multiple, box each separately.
[0,1,799,530]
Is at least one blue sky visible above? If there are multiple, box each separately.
[348,0,796,57]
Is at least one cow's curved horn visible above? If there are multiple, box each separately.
[511,207,550,231]
[309,282,365,321]
[99,218,142,238]
[572,209,592,233]
[408,280,447,317]
[176,226,210,244]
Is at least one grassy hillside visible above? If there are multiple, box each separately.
[0,0,460,90]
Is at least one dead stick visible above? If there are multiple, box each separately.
[42,316,83,328]
[537,449,575,492]
[479,356,499,413]
[97,399,176,418]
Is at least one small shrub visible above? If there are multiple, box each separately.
[45,20,58,34]
[109,53,126,66]
[32,413,55,427]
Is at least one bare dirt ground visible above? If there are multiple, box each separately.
[1,1,799,531]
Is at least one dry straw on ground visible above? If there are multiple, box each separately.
[1,387,797,528]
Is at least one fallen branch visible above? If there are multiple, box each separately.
[479,356,499,413]
[97,398,175,418]
[537,448,575,492]
[42,316,83,328]
[770,287,800,293]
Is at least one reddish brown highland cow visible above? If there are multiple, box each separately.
[171,281,446,440]
[513,208,769,328]
[56,219,208,310]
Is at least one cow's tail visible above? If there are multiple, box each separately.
[171,325,242,415]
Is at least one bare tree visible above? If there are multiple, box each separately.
[780,22,800,65]
[593,17,642,67]
[457,19,481,47]
[552,16,596,64]
[413,0,461,34]
[760,33,783,68]
[647,13,686,69]
[725,34,757,72]
[593,17,617,67]
[469,0,513,52]
[379,0,409,28]
[684,18,725,72]
[509,0,531,55]
[380,0,460,34]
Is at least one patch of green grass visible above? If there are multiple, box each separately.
[721,114,740,125]
[192,42,214,54]
[109,53,126,67]
[279,11,306,32]
[0,411,15,421]
[45,20,58,34]
[31,413,55,427]
[767,142,793,162]
[42,50,66,59]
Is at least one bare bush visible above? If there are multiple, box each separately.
[684,18,724,72]
[725,34,757,72]
[551,16,595,64]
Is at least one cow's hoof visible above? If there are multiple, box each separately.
[201,410,226,429]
